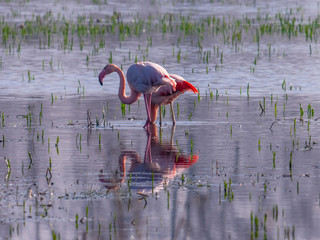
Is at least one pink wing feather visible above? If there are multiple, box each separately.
[171,74,198,94]
[126,62,176,94]
[151,74,197,105]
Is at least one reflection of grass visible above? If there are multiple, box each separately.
[224,179,234,201]
[28,152,33,170]
[272,151,276,168]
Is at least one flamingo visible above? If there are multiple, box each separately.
[150,74,198,125]
[98,62,176,129]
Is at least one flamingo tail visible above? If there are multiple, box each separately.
[175,81,198,94]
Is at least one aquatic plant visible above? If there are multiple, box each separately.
[28,152,33,170]
[5,157,11,180]
[307,103,314,118]
[299,104,304,118]
[1,112,4,127]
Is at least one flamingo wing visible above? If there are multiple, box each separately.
[169,74,198,94]
[151,74,198,105]
[127,62,176,94]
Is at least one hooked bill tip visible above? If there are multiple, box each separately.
[98,70,105,86]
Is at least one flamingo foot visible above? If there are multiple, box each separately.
[143,119,150,132]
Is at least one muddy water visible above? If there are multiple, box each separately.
[1,0,320,239]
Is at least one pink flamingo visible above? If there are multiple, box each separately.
[98,62,176,129]
[150,74,198,125]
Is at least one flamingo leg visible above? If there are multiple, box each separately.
[148,92,152,117]
[170,123,176,146]
[143,93,152,130]
[170,102,176,125]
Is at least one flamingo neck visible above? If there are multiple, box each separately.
[115,66,140,104]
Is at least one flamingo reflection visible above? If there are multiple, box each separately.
[99,124,198,193]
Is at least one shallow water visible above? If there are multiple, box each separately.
[0,93,320,239]
[1,0,320,239]
[1,0,320,97]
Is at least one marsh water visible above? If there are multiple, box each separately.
[1,0,320,239]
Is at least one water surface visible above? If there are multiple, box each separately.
[1,0,320,239]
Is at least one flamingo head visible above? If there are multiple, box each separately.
[98,64,116,86]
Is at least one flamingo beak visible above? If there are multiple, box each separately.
[98,69,106,86]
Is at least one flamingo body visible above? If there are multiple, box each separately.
[150,74,198,124]
[126,62,176,94]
